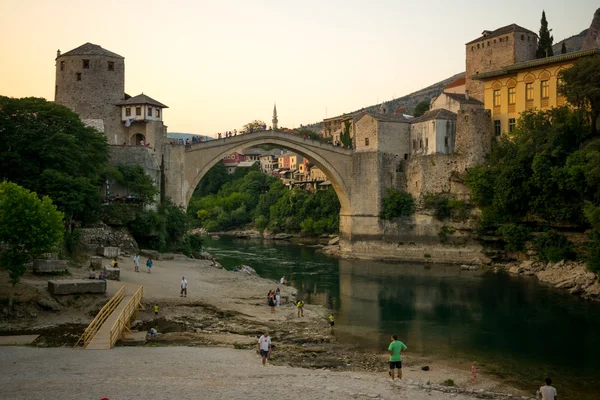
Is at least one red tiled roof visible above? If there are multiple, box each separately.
[444,77,466,89]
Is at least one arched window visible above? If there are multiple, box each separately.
[131,133,146,146]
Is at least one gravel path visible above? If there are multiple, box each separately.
[1,346,487,400]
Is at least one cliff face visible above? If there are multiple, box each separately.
[581,8,600,50]
[552,29,588,54]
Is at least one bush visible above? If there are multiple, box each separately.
[255,215,268,232]
[442,379,455,387]
[586,231,600,274]
[380,189,415,220]
[438,225,456,244]
[424,195,451,220]
[496,224,531,252]
[533,230,575,262]
[204,220,220,232]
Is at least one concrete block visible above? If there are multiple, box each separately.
[33,260,68,274]
[89,256,103,270]
[47,279,106,295]
[96,246,121,258]
[103,266,121,281]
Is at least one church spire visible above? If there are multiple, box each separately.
[272,103,278,131]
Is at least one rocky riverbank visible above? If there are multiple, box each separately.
[499,259,600,301]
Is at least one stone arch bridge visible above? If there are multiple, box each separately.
[162,130,395,240]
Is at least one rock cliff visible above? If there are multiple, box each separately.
[581,8,600,50]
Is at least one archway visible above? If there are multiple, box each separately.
[131,133,146,146]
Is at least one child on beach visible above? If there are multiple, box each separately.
[297,300,304,317]
[146,257,153,273]
[471,361,477,384]
[153,304,159,317]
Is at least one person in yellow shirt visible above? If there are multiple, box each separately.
[153,304,159,317]
[329,314,335,333]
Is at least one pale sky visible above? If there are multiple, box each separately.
[0,0,597,136]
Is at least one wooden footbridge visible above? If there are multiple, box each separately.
[74,285,144,350]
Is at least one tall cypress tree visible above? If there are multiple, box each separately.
[561,42,567,54]
[536,11,554,58]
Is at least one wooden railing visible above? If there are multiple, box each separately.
[109,286,144,348]
[74,285,125,349]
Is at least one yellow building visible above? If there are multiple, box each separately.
[474,48,600,136]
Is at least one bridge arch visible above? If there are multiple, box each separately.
[172,131,353,215]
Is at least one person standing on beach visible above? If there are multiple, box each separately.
[539,378,557,400]
[275,288,281,306]
[180,276,188,297]
[258,332,272,366]
[297,300,304,317]
[328,314,335,333]
[388,334,408,380]
[153,304,159,317]
[146,257,153,273]
[133,254,140,272]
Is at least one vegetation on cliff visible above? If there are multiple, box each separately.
[188,163,340,235]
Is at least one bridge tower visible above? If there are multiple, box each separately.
[272,103,278,131]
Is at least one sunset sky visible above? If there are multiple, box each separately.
[1,0,597,137]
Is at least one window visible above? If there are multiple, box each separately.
[444,136,449,147]
[526,83,534,101]
[76,72,81,81]
[82,59,90,69]
[419,139,423,149]
[365,137,369,146]
[521,34,524,40]
[412,139,417,149]
[541,80,549,98]
[425,138,429,149]
[471,46,474,51]
[509,118,516,133]
[135,107,141,116]
[508,87,516,104]
[108,61,115,71]
[60,61,64,71]
[493,90,501,107]
[487,41,490,47]
[147,107,153,117]
[156,108,160,118]
[477,43,480,49]
[494,120,501,137]
[125,107,131,117]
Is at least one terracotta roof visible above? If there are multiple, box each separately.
[442,92,483,105]
[473,48,600,80]
[59,42,123,59]
[466,24,537,45]
[116,93,168,108]
[356,112,410,123]
[444,77,466,89]
[410,109,456,124]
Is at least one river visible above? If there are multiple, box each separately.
[204,236,600,400]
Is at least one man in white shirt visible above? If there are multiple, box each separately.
[540,377,557,400]
[133,254,140,273]
[258,332,271,366]
[180,277,188,297]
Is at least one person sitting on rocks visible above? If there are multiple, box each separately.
[111,258,119,268]
[99,271,107,281]
[88,270,96,279]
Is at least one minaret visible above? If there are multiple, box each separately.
[272,103,278,131]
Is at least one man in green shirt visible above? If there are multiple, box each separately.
[388,334,408,380]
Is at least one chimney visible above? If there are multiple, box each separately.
[56,49,61,57]
[465,90,470,100]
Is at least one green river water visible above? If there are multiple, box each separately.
[204,236,600,400]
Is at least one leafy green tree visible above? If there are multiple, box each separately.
[0,182,64,313]
[380,188,415,220]
[340,121,352,148]
[0,97,109,228]
[241,120,266,133]
[109,165,159,204]
[561,42,567,55]
[536,11,554,58]
[559,55,600,135]
[413,101,430,118]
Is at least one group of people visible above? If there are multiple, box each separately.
[218,130,238,138]
[132,254,153,273]
[88,270,106,280]
[175,136,204,145]
[266,288,282,312]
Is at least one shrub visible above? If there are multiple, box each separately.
[438,225,456,244]
[496,224,531,252]
[424,195,451,220]
[380,189,415,220]
[533,230,575,262]
[586,230,600,274]
[204,220,220,232]
[442,379,455,387]
[255,215,268,232]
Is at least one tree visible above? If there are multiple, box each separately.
[413,101,430,118]
[380,188,415,220]
[241,120,266,133]
[561,42,567,55]
[0,97,109,228]
[340,121,352,147]
[0,182,64,313]
[536,11,554,58]
[110,165,159,204]
[559,55,600,135]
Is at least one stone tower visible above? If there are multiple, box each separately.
[272,103,278,131]
[465,24,538,102]
[55,43,125,144]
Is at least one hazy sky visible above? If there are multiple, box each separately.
[0,1,597,136]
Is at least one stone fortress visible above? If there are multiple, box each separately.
[53,14,599,261]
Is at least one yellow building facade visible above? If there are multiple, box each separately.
[475,49,600,136]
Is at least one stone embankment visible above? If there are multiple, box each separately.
[502,260,600,301]
[79,222,139,254]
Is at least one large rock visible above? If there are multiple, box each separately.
[582,8,600,50]
[89,256,103,270]
[96,246,121,258]
[328,236,340,246]
[274,233,293,240]
[140,249,160,260]
[103,266,121,281]
[47,279,106,295]
[197,252,214,260]
[33,260,68,274]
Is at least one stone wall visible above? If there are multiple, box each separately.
[107,145,162,203]
[354,115,378,153]
[78,223,139,254]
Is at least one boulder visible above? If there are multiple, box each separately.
[89,256,103,270]
[508,265,521,274]
[274,233,293,240]
[47,279,106,295]
[103,266,121,281]
[211,235,220,240]
[140,249,160,260]
[96,246,121,258]
[198,252,214,260]
[328,236,340,246]
[33,260,69,274]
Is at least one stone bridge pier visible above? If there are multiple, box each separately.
[161,131,393,242]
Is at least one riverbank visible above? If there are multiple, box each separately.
[0,257,532,400]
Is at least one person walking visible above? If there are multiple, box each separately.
[296,300,304,317]
[388,334,408,380]
[268,291,275,313]
[146,257,153,273]
[133,254,140,272]
[328,314,335,333]
[153,304,159,317]
[539,378,557,400]
[275,288,281,306]
[258,332,272,366]
[180,276,188,297]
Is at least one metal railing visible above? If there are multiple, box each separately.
[74,285,125,349]
[109,286,144,348]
